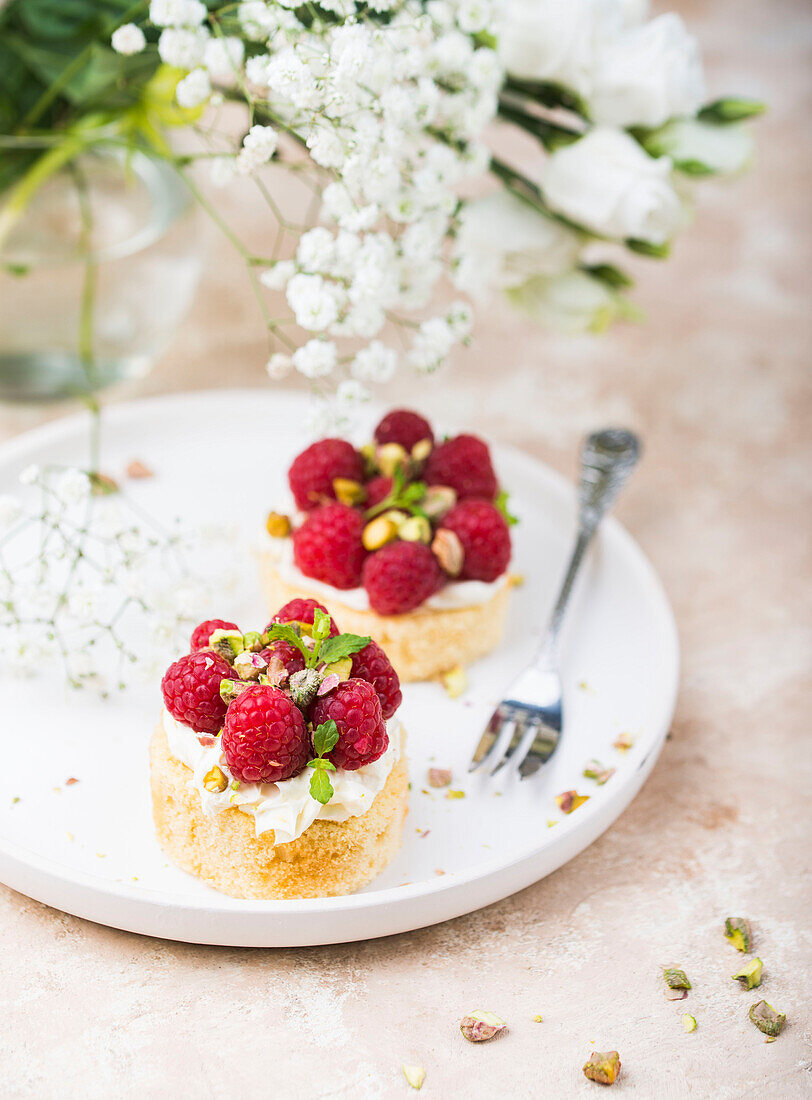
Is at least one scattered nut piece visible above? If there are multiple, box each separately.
[317,672,340,696]
[323,656,353,682]
[333,477,366,506]
[533,1014,543,1023]
[749,1000,785,1037]
[65,777,79,786]
[400,515,431,543]
[507,573,524,588]
[583,760,615,785]
[663,968,692,997]
[460,1011,507,1043]
[89,471,119,495]
[422,485,457,520]
[360,442,377,477]
[411,438,433,463]
[209,628,245,661]
[266,511,291,538]
[402,1065,426,1090]
[440,664,467,698]
[555,790,590,814]
[612,732,634,751]
[377,442,409,478]
[446,789,465,800]
[219,678,252,703]
[203,766,228,793]
[431,528,464,577]
[126,459,153,479]
[732,957,763,989]
[724,916,753,953]
[363,515,400,551]
[428,768,452,788]
[233,650,266,681]
[682,1014,697,1033]
[583,1051,621,1086]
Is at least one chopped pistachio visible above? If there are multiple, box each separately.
[507,572,525,588]
[749,1000,785,1037]
[428,767,452,788]
[209,628,245,660]
[612,732,634,751]
[289,668,322,711]
[203,765,228,793]
[446,789,465,800]
[583,1051,621,1085]
[556,790,590,814]
[219,678,251,704]
[533,1014,543,1023]
[460,1011,507,1043]
[265,511,291,538]
[682,1014,697,1033]
[422,485,457,520]
[89,471,119,495]
[432,528,464,576]
[440,664,467,698]
[360,442,377,477]
[233,650,266,681]
[333,477,366,506]
[663,968,692,991]
[411,438,433,463]
[399,515,432,543]
[376,442,409,478]
[362,514,400,551]
[724,917,753,953]
[402,1065,426,1090]
[732,957,763,989]
[583,760,616,785]
[546,818,557,828]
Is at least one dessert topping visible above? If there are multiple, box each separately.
[459,1011,507,1043]
[732,958,763,989]
[583,1051,621,1085]
[749,1000,785,1037]
[724,917,753,953]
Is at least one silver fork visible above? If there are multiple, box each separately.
[469,428,641,779]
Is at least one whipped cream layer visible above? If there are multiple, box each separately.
[267,534,508,612]
[162,709,401,844]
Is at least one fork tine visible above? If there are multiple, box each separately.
[517,721,561,778]
[490,717,544,778]
[469,713,517,774]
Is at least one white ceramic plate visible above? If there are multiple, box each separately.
[0,390,678,947]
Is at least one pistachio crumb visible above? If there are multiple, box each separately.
[682,1014,697,1033]
[265,511,291,538]
[440,664,468,698]
[749,1000,785,1037]
[612,732,634,751]
[428,767,452,788]
[583,760,615,785]
[555,790,589,814]
[460,1011,507,1043]
[724,916,753,953]
[663,968,692,998]
[126,459,153,479]
[583,1051,621,1085]
[732,957,763,989]
[402,1064,425,1090]
[533,1014,543,1023]
[445,789,465,800]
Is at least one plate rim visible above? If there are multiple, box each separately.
[0,389,679,939]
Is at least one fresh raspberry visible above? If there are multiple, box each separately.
[440,499,511,582]
[350,640,402,720]
[310,678,388,770]
[222,685,310,784]
[365,475,392,509]
[259,639,306,679]
[423,434,497,500]
[267,598,340,636]
[288,439,364,511]
[293,503,366,590]
[362,540,444,615]
[374,409,434,451]
[161,651,233,734]
[190,618,238,651]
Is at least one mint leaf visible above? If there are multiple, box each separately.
[495,489,519,526]
[309,768,334,805]
[312,719,339,757]
[264,623,310,662]
[318,633,371,665]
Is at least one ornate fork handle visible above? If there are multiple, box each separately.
[542,429,641,659]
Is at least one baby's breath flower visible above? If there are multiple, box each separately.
[260,261,296,291]
[266,353,293,380]
[175,67,211,108]
[236,123,278,174]
[293,340,337,379]
[111,23,147,55]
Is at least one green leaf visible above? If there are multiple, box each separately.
[309,767,334,805]
[318,633,371,665]
[495,489,519,526]
[672,158,717,177]
[264,623,310,662]
[307,756,336,772]
[626,238,671,259]
[698,97,766,124]
[312,719,339,757]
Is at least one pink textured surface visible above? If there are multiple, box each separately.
[1,1,810,1094]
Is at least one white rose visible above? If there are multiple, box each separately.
[590,13,705,129]
[497,0,622,94]
[541,128,682,244]
[454,191,582,299]
[506,270,624,334]
[646,119,753,177]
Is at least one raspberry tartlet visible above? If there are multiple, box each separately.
[150,607,407,899]
[259,409,515,681]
